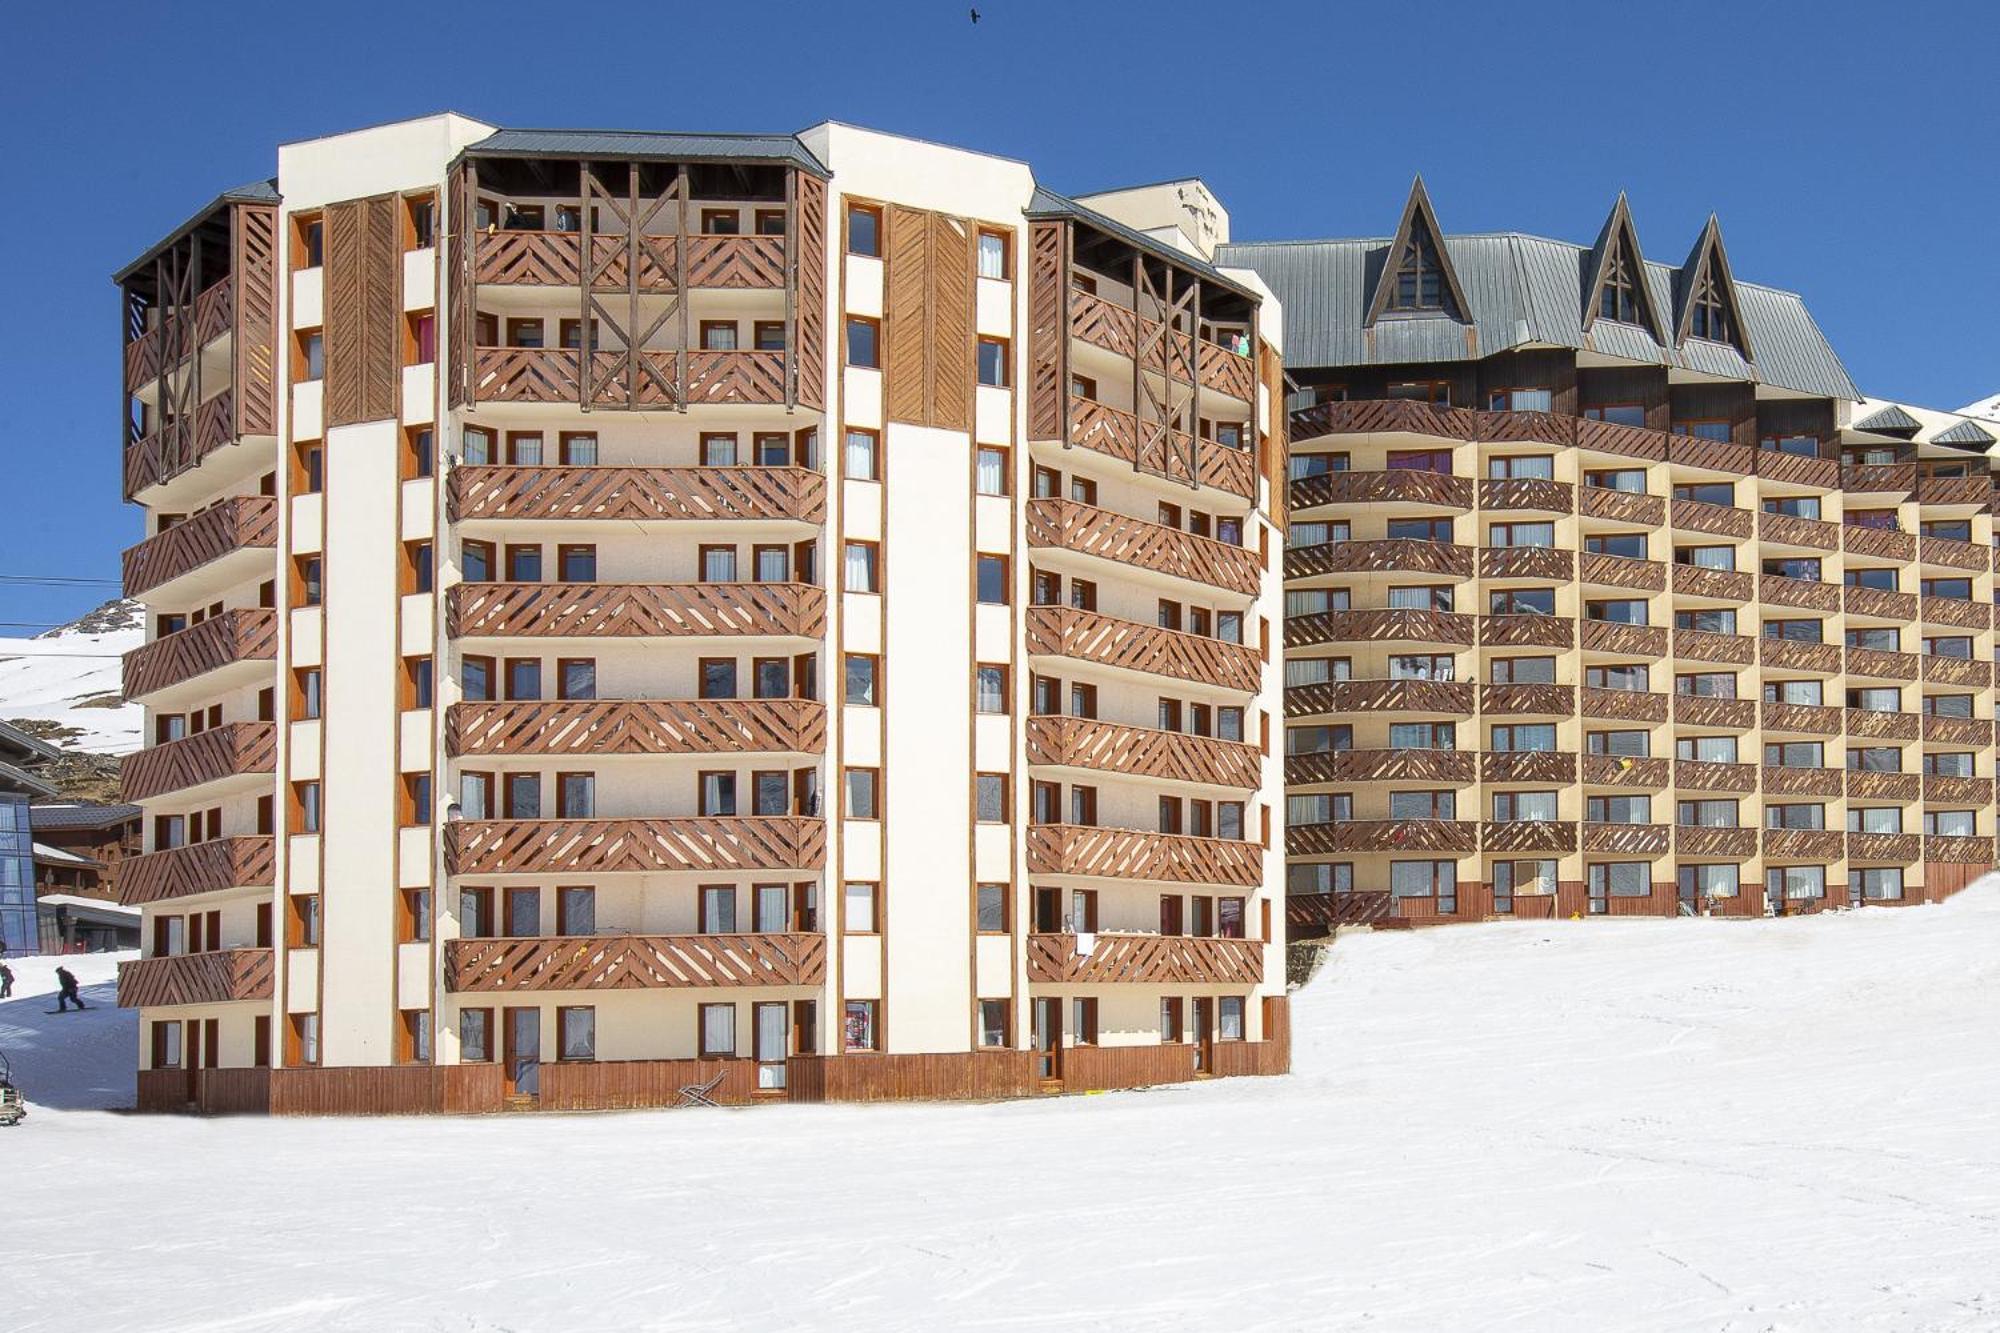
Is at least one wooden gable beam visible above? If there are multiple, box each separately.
[1363,176,1471,327]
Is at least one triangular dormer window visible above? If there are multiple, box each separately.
[1391,227,1448,313]
[1580,194,1665,342]
[1688,264,1731,343]
[1365,178,1469,325]
[1673,217,1753,360]
[1599,245,1639,324]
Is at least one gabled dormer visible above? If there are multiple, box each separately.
[1364,177,1469,324]
[1673,216,1753,360]
[1581,193,1666,343]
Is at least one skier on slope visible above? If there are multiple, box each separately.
[54,966,86,1012]
[0,961,12,999]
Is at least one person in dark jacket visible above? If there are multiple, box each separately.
[0,961,12,998]
[55,966,86,1011]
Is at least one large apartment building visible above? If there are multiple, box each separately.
[1221,183,2000,928]
[114,116,1291,1113]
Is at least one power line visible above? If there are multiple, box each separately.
[0,575,123,588]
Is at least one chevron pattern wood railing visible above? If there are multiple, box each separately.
[122,722,276,801]
[1581,687,1667,722]
[1288,397,1478,444]
[1921,655,1991,687]
[1480,751,1575,784]
[1842,585,1917,621]
[1479,546,1573,581]
[119,836,274,907]
[1478,477,1574,513]
[1845,647,1920,681]
[1292,537,1471,581]
[118,948,273,1009]
[1847,708,1921,741]
[1842,523,1915,561]
[474,232,787,292]
[448,466,825,524]
[444,932,824,993]
[685,350,788,405]
[1674,760,1758,793]
[1283,747,1476,786]
[1762,766,1845,797]
[473,347,588,403]
[1669,498,1755,541]
[1917,476,1991,507]
[444,817,826,876]
[1578,485,1665,526]
[1759,701,1843,736]
[1759,574,1840,613]
[1025,824,1261,886]
[1582,754,1669,788]
[1757,510,1840,552]
[1673,629,1755,665]
[1480,614,1574,649]
[1672,564,1754,603]
[1290,608,1474,650]
[1758,638,1842,674]
[1579,552,1665,592]
[1479,683,1575,716]
[1762,827,1844,861]
[1026,606,1262,692]
[1919,535,1988,572]
[1575,416,1669,461]
[1753,448,1838,490]
[1287,819,1479,855]
[125,389,239,499]
[1921,596,1989,631]
[1028,716,1260,788]
[1845,770,1921,802]
[1841,464,1916,495]
[123,609,277,700]
[1067,291,1253,401]
[1025,932,1262,986]
[1288,468,1473,512]
[1582,823,1671,855]
[1673,825,1758,857]
[1284,678,1473,717]
[122,497,277,597]
[446,699,825,758]
[447,582,825,640]
[1921,714,1993,746]
[1069,398,1255,500]
[1672,694,1756,729]
[1028,498,1262,595]
[1480,820,1576,853]
[1924,775,1994,805]
[1924,834,1995,864]
[1845,833,1921,863]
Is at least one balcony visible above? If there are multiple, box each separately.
[1288,469,1472,513]
[122,609,278,702]
[1760,638,1842,674]
[1840,464,1915,495]
[1290,537,1470,582]
[446,582,825,641]
[1025,824,1261,887]
[1285,678,1472,718]
[1762,766,1844,798]
[1674,825,1757,857]
[1759,574,1839,613]
[1287,819,1478,856]
[1069,398,1255,501]
[1756,511,1839,552]
[1479,683,1574,716]
[1921,596,1989,632]
[1842,524,1915,562]
[1671,564,1754,603]
[1919,535,1988,573]
[1478,477,1574,514]
[1674,760,1758,793]
[1673,629,1754,666]
[1924,774,1994,805]
[1577,553,1664,593]
[121,722,276,802]
[474,230,787,291]
[122,497,277,600]
[1921,655,1991,688]
[1924,834,1996,864]
[1670,499,1753,540]
[447,465,825,526]
[1582,754,1669,788]
[471,347,789,409]
[1847,708,1921,742]
[1762,828,1844,861]
[1030,498,1263,596]
[1755,449,1838,490]
[1578,485,1664,527]
[1845,770,1921,802]
[118,836,274,907]
[445,699,825,758]
[1480,820,1576,853]
[1029,606,1262,693]
[1479,546,1572,581]
[1481,751,1574,784]
[1283,747,1475,786]
[1845,646,1920,682]
[1067,290,1255,401]
[1025,932,1262,986]
[1921,714,1994,747]
[1580,620,1666,657]
[442,817,825,876]
[1582,687,1667,723]
[1667,433,1756,477]
[1289,397,1478,445]
[443,932,824,993]
[117,948,274,1009]
[1759,701,1842,737]
[1480,614,1573,649]
[1842,585,1917,622]
[1916,475,1990,507]
[1582,822,1671,855]
[1028,716,1261,789]
[1846,832,1921,863]
[1673,694,1756,729]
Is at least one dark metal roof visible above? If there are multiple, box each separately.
[463,129,829,177]
[0,720,63,765]
[1933,419,1996,447]
[1026,186,1253,299]
[1854,404,1923,434]
[1217,230,1858,400]
[0,759,58,800]
[114,179,279,285]
[28,802,142,831]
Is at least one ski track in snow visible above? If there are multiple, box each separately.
[5,888,2000,1331]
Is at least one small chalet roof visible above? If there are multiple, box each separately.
[0,760,58,800]
[32,843,102,870]
[28,802,142,832]
[1853,404,1923,434]
[1026,186,1255,298]
[0,720,62,766]
[464,129,829,177]
[1933,419,1996,448]
[113,179,278,285]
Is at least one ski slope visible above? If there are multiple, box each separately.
[6,888,1999,1331]
[0,603,142,754]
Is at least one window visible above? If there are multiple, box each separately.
[976,338,1010,387]
[1846,807,1902,834]
[1492,859,1558,912]
[699,320,739,352]
[295,667,322,720]
[1586,599,1648,626]
[403,541,434,595]
[293,781,321,834]
[700,885,737,934]
[556,772,595,818]
[700,208,740,235]
[1489,588,1555,616]
[700,772,736,817]
[843,1000,878,1052]
[978,999,1009,1048]
[1677,800,1739,828]
[401,773,432,826]
[1071,997,1100,1046]
[1389,721,1455,750]
[505,543,543,581]
[753,545,790,583]
[976,774,1008,823]
[1390,860,1456,913]
[977,230,1010,279]
[843,882,879,934]
[975,665,1007,714]
[1389,790,1455,820]
[558,659,595,701]
[1491,790,1558,821]
[298,331,324,381]
[847,203,882,256]
[1586,664,1649,692]
[1767,865,1827,902]
[1387,226,1450,313]
[1764,495,1821,520]
[701,432,740,467]
[1488,455,1555,480]
[1851,867,1904,902]
[700,545,738,583]
[1585,533,1647,559]
[976,446,1008,496]
[557,886,595,935]
[1488,388,1553,413]
[1764,741,1825,769]
[976,554,1009,605]
[845,768,880,819]
[1924,810,1977,837]
[1678,864,1739,902]
[1675,609,1736,635]
[558,544,596,582]
[700,1003,737,1058]
[844,541,879,593]
[699,659,737,700]
[846,316,881,368]
[460,1009,493,1063]
[1675,736,1735,763]
[844,654,879,706]
[977,884,1007,933]
[1488,521,1555,549]
[1673,420,1733,443]
[294,441,324,493]
[295,556,322,607]
[754,209,787,236]
[842,427,879,481]
[1587,862,1651,910]
[1488,656,1553,685]
[1288,862,1355,895]
[1587,795,1650,825]
[1489,724,1556,753]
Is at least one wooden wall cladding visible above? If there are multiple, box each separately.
[232,203,279,438]
[323,193,401,426]
[1027,220,1067,440]
[883,203,976,432]
[792,172,827,410]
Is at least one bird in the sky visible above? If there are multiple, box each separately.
[969,7,980,21]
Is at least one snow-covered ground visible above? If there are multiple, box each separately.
[0,601,142,754]
[6,888,2000,1331]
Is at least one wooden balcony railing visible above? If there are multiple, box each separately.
[446,582,825,640]
[1842,524,1915,562]
[1921,714,1993,747]
[1675,760,1758,793]
[1760,638,1842,674]
[122,609,277,700]
[121,722,275,802]
[1480,613,1574,649]
[1287,819,1479,856]
[1287,468,1472,512]
[1069,398,1255,500]
[1921,596,1990,632]
[1478,477,1574,513]
[1283,747,1475,786]
[1025,932,1262,986]
[122,497,277,598]
[1673,629,1755,666]
[1479,683,1574,716]
[1578,486,1664,527]
[1846,770,1921,802]
[1285,677,1473,718]
[1842,585,1917,622]
[1674,825,1757,857]
[1757,511,1840,552]
[1481,751,1575,784]
[1924,834,1996,864]
[1673,694,1756,729]
[1029,716,1261,789]
[1760,701,1843,737]
[1581,687,1667,723]
[1845,647,1920,682]
[1668,433,1757,477]
[118,948,274,1009]
[1762,828,1844,861]
[1755,448,1839,490]
[1068,290,1255,400]
[1924,774,1994,805]
[118,836,274,907]
[446,699,825,758]
[1027,606,1262,692]
[1670,499,1753,540]
[1579,552,1665,592]
[1289,607,1473,651]
[1840,464,1916,495]
[1479,820,1576,853]
[1479,546,1572,581]
[1671,564,1754,603]
[1582,754,1669,788]
[1916,475,1991,507]
[447,465,826,525]
[1762,766,1844,797]
[124,277,234,391]
[1759,574,1840,613]
[443,817,826,876]
[1846,832,1922,863]
[1922,655,1991,688]
[1289,397,1478,444]
[1291,537,1471,582]
[444,932,824,993]
[1582,823,1671,855]
[474,231,787,291]
[1025,824,1261,886]
[1919,535,1989,573]
[1846,708,1920,741]
[471,347,791,408]
[1030,498,1262,595]
[1580,620,1667,658]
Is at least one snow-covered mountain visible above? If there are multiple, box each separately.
[0,598,142,756]
[1958,392,2000,422]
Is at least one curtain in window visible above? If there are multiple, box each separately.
[976,447,1005,495]
[560,1009,595,1060]
[844,544,874,593]
[703,1005,736,1056]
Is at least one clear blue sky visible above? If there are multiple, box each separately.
[2,0,1992,632]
